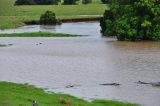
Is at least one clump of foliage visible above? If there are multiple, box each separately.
[63,0,79,5]
[15,0,33,5]
[101,0,108,4]
[82,0,92,4]
[100,0,160,41]
[15,0,60,5]
[34,0,60,5]
[40,11,61,25]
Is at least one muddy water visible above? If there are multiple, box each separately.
[0,22,160,106]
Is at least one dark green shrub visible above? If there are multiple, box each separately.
[101,0,134,4]
[15,0,60,5]
[82,0,92,4]
[100,0,160,41]
[15,0,34,5]
[34,0,60,5]
[63,0,79,5]
[101,0,108,4]
[40,11,60,25]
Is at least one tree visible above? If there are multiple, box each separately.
[101,0,134,4]
[15,0,34,5]
[100,0,160,41]
[101,0,108,4]
[63,0,79,5]
[82,0,92,4]
[40,11,58,25]
[34,0,60,5]
[15,0,60,5]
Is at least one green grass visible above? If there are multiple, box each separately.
[0,0,107,29]
[0,81,140,106]
[0,32,80,37]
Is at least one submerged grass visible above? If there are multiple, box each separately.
[0,32,79,37]
[0,0,107,29]
[0,44,8,47]
[0,82,141,106]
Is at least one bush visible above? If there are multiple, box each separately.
[15,0,60,5]
[101,0,134,4]
[101,0,108,4]
[15,0,33,5]
[82,0,92,4]
[100,0,160,41]
[40,11,61,25]
[34,0,60,5]
[63,0,79,5]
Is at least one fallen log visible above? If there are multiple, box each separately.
[99,83,120,86]
[136,81,160,87]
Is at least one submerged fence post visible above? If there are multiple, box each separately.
[33,100,38,106]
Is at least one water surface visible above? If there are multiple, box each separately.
[0,22,160,106]
[0,22,101,37]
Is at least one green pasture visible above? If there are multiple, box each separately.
[0,0,107,29]
[0,82,140,106]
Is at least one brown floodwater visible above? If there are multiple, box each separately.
[0,22,160,106]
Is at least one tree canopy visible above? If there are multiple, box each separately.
[15,0,60,5]
[40,11,61,25]
[100,0,160,41]
[63,0,79,5]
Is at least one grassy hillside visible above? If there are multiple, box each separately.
[0,82,140,106]
[0,0,107,29]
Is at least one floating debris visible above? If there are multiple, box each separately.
[0,44,13,47]
[65,84,81,88]
[65,85,74,88]
[136,81,150,84]
[99,83,120,86]
[36,42,43,45]
[136,81,160,87]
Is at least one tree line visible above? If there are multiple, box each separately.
[15,0,92,5]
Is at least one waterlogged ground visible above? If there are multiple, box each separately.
[0,22,101,37]
[0,22,160,106]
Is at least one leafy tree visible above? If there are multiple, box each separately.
[63,0,79,5]
[15,0,34,5]
[82,0,92,4]
[15,0,60,5]
[100,0,160,41]
[40,11,59,25]
[34,0,60,5]
[101,0,108,4]
[101,0,134,4]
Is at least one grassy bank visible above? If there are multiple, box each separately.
[0,32,79,37]
[0,0,107,29]
[0,81,140,106]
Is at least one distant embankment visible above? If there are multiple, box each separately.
[24,17,101,25]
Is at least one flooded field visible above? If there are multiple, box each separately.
[0,22,160,106]
[0,22,101,37]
